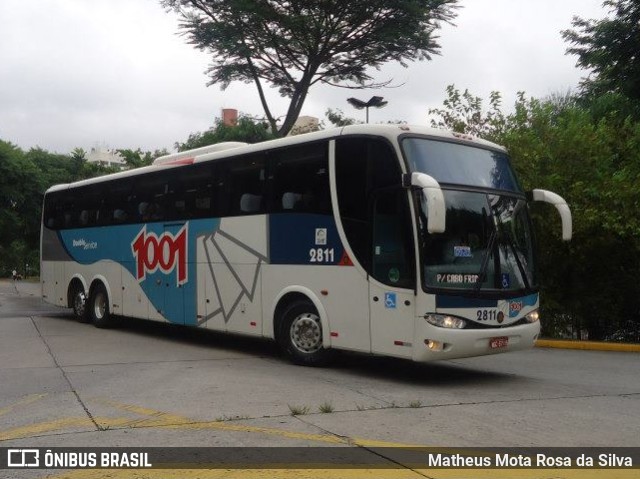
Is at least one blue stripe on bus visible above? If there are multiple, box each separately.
[269,213,344,265]
[59,218,220,326]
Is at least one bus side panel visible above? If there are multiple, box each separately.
[196,216,267,336]
[40,260,57,305]
[121,265,149,320]
[41,227,71,307]
[265,212,370,352]
[261,264,370,353]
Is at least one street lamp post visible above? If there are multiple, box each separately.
[346,96,388,123]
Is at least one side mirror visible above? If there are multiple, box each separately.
[531,189,572,241]
[406,172,446,234]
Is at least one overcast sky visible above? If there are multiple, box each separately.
[0,0,606,154]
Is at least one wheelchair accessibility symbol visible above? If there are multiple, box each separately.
[384,292,397,309]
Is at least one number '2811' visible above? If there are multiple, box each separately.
[309,248,335,263]
[477,309,498,321]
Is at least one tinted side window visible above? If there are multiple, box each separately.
[270,142,330,215]
[222,155,266,216]
[335,137,403,271]
[74,185,102,227]
[132,172,169,222]
[43,191,64,230]
[171,163,216,219]
[102,179,134,225]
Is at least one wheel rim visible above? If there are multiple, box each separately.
[289,312,322,354]
[94,292,107,320]
[74,291,86,317]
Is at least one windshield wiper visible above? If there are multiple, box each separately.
[474,219,498,292]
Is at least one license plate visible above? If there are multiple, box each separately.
[489,336,509,349]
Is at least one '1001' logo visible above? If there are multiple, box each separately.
[131,225,188,285]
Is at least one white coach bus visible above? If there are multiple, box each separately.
[40,125,571,365]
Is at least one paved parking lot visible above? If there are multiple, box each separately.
[1,279,639,478]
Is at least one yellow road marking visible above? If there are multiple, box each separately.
[0,417,132,441]
[0,393,47,418]
[1,397,418,447]
[9,400,638,479]
[97,399,420,448]
[536,339,640,352]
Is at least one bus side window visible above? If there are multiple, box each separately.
[335,137,403,272]
[43,192,62,229]
[134,173,168,223]
[228,155,265,216]
[270,142,330,215]
[173,163,215,219]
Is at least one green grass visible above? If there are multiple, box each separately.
[288,404,310,416]
[318,401,334,413]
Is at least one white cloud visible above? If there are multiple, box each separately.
[0,0,605,153]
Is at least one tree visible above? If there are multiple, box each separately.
[428,84,505,137]
[325,108,359,127]
[176,116,275,151]
[117,148,169,168]
[562,0,640,104]
[162,0,458,137]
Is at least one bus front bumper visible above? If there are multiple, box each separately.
[412,321,541,362]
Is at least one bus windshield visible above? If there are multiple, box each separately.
[418,191,537,293]
[403,137,521,192]
[404,138,536,294]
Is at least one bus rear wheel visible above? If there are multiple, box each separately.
[71,286,89,323]
[88,284,114,328]
[278,300,333,366]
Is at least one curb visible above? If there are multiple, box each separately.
[536,339,640,352]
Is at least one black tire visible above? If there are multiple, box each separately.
[71,285,89,323]
[88,283,114,328]
[277,300,333,366]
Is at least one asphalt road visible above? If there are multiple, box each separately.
[1,279,639,478]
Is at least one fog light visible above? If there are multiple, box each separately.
[525,310,540,323]
[425,314,466,329]
[425,339,444,351]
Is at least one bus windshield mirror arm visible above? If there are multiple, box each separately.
[404,173,446,234]
[529,189,572,241]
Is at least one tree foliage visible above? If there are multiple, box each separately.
[176,116,276,151]
[162,0,458,136]
[428,85,505,136]
[0,141,120,277]
[562,0,640,105]
[324,108,359,127]
[117,148,169,168]
[429,85,640,341]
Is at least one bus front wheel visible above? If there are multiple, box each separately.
[88,284,114,328]
[278,300,333,366]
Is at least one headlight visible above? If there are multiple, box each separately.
[425,314,466,329]
[524,310,540,323]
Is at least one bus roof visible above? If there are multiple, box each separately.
[44,124,505,194]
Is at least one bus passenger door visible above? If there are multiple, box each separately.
[368,189,416,358]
